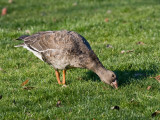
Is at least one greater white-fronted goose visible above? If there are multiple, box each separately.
[15,30,118,88]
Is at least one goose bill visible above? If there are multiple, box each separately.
[111,80,118,89]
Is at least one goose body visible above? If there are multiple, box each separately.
[15,30,118,88]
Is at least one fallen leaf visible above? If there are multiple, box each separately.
[152,110,160,117]
[21,79,29,86]
[130,99,135,102]
[8,0,13,3]
[56,100,61,107]
[17,27,22,31]
[1,8,7,16]
[147,86,151,90]
[136,41,145,45]
[26,112,32,117]
[105,18,109,22]
[62,85,67,88]
[107,10,112,14]
[150,75,160,82]
[130,99,140,106]
[111,106,120,110]
[121,50,125,54]
[0,95,2,99]
[23,86,35,90]
[121,50,134,54]
[130,99,139,103]
[106,44,113,48]
[126,50,134,53]
[72,2,77,6]
[0,67,2,71]
[155,76,160,82]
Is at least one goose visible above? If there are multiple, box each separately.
[15,30,118,88]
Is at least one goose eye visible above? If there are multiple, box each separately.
[112,74,115,78]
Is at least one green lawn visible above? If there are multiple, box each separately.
[0,0,160,119]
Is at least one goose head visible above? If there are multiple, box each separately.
[93,67,118,89]
[100,70,118,89]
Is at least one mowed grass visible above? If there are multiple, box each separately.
[0,0,160,119]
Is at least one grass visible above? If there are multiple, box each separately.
[0,0,160,119]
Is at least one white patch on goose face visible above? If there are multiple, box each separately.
[23,46,43,61]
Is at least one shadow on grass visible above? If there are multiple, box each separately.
[81,68,158,87]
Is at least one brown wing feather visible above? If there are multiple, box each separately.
[22,30,91,52]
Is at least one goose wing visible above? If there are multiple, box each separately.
[16,30,92,53]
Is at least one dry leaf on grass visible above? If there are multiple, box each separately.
[21,79,29,86]
[62,85,67,88]
[121,50,134,54]
[111,106,120,110]
[107,10,112,14]
[127,50,134,53]
[0,67,2,71]
[1,8,7,16]
[56,100,61,107]
[152,110,160,117]
[8,0,13,3]
[105,18,109,22]
[136,41,145,45]
[147,86,151,90]
[150,75,160,82]
[17,27,22,31]
[121,50,125,54]
[26,112,32,117]
[130,99,140,105]
[72,2,77,6]
[129,99,140,106]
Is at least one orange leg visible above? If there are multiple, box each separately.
[62,70,66,85]
[55,70,61,84]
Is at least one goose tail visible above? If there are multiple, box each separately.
[16,35,30,40]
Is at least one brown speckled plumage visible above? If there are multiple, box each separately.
[15,30,118,88]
